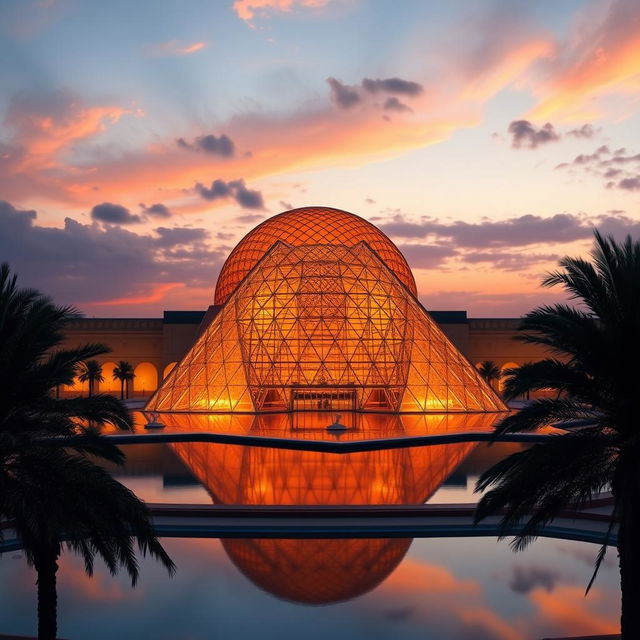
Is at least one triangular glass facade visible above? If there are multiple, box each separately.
[147,236,505,413]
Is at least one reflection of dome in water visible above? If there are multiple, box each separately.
[223,537,411,605]
[170,429,476,506]
[214,206,417,304]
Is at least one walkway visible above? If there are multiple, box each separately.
[0,500,615,552]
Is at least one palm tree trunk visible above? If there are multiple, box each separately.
[618,489,640,638]
[120,379,124,400]
[34,550,59,640]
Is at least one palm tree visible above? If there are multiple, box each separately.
[0,263,175,639]
[113,360,135,400]
[477,360,502,391]
[474,231,640,638]
[78,359,104,397]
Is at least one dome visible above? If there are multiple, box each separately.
[214,206,417,304]
[223,538,411,605]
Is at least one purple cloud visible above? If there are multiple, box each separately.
[140,203,172,218]
[91,202,143,225]
[508,120,560,149]
[327,77,361,109]
[380,212,640,248]
[195,179,264,209]
[0,200,224,307]
[362,77,423,96]
[177,133,235,157]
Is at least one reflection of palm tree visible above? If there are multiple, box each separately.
[113,361,135,400]
[78,359,104,396]
[0,263,175,640]
[474,232,640,639]
[477,360,501,390]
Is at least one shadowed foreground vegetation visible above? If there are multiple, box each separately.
[0,263,175,640]
[475,231,640,639]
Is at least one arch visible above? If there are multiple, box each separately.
[499,362,519,393]
[100,362,120,392]
[62,375,88,396]
[133,362,158,395]
[163,362,178,379]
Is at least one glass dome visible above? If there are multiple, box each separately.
[214,206,417,304]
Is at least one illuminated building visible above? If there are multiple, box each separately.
[164,412,487,603]
[146,207,506,413]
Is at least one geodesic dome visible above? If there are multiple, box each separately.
[147,207,506,414]
[214,206,417,304]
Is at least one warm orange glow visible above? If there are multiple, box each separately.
[529,37,640,121]
[214,207,417,304]
[224,538,410,604]
[529,585,619,637]
[162,362,177,379]
[99,361,119,392]
[499,362,519,393]
[62,375,89,395]
[165,412,481,604]
[83,282,184,306]
[169,421,476,505]
[147,207,506,414]
[133,362,158,393]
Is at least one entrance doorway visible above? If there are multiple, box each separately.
[291,387,357,412]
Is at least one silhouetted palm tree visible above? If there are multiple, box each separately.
[477,360,501,390]
[78,359,104,397]
[474,231,640,639]
[0,263,175,640]
[113,360,135,400]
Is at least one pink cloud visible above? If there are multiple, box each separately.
[233,0,331,25]
[147,40,208,56]
[528,0,640,121]
[82,282,186,306]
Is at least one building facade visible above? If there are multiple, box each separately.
[60,309,549,397]
[59,206,551,401]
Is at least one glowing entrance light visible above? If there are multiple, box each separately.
[146,207,506,414]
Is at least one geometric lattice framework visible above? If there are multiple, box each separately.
[214,206,417,304]
[148,231,506,413]
[167,427,479,603]
[223,537,411,605]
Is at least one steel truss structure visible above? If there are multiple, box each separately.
[148,211,506,413]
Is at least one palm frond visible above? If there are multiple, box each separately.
[493,397,600,435]
[501,359,595,403]
[475,429,617,549]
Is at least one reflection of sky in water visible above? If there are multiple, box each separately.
[2,414,619,639]
[0,537,619,640]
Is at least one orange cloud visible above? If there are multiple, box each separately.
[82,282,185,306]
[529,584,619,636]
[50,100,480,207]
[463,39,554,101]
[528,0,640,121]
[456,606,522,640]
[148,40,207,56]
[382,557,481,595]
[233,0,330,24]
[13,104,127,169]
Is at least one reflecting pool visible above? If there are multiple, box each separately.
[0,536,620,639]
[2,411,615,638]
[105,440,526,505]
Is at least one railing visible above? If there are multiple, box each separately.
[90,430,554,453]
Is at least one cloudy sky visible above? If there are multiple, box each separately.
[1,0,639,317]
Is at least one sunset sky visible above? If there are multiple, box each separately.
[1,0,639,317]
